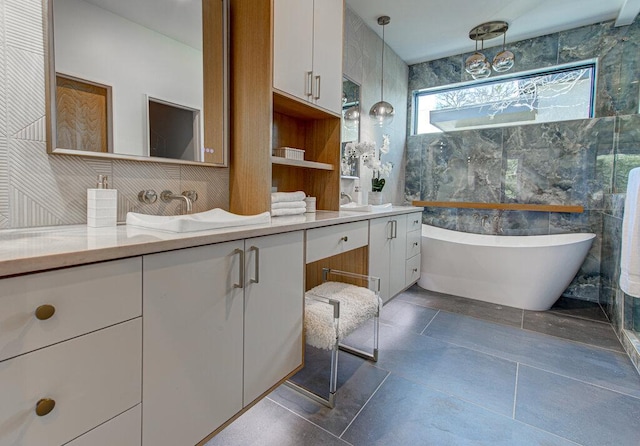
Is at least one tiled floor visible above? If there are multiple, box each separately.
[207,285,640,446]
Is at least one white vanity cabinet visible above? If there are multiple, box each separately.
[0,258,142,446]
[142,231,304,446]
[273,0,343,114]
[369,213,422,303]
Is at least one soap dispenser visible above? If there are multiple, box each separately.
[87,175,117,227]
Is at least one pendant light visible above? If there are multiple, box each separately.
[369,16,394,127]
[464,21,514,80]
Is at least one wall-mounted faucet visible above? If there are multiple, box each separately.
[160,190,196,214]
[340,192,353,203]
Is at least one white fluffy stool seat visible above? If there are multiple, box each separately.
[305,281,379,350]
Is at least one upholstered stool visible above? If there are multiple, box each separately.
[285,269,381,408]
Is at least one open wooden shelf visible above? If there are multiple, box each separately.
[271,156,334,171]
[412,201,584,213]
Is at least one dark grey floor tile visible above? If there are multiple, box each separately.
[423,311,640,398]
[400,285,524,328]
[346,323,518,416]
[380,298,439,333]
[205,398,350,446]
[516,365,640,446]
[549,296,610,322]
[342,374,577,446]
[270,348,389,436]
[523,309,624,352]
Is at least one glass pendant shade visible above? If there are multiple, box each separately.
[465,51,490,75]
[344,106,360,129]
[492,49,515,72]
[369,100,394,126]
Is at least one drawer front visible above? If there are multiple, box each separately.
[0,257,142,362]
[406,254,421,286]
[406,229,421,259]
[306,220,368,263]
[67,404,141,446]
[0,319,142,446]
[407,212,422,232]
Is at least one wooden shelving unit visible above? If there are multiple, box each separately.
[271,156,334,171]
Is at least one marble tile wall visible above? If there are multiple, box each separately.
[405,17,640,361]
[343,8,408,205]
[0,0,229,230]
[405,18,640,306]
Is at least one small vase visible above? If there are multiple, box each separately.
[368,191,383,205]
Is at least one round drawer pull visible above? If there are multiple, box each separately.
[413,242,419,246]
[35,304,56,321]
[413,268,418,273]
[35,398,56,417]
[341,236,348,242]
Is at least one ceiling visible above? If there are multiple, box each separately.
[345,0,640,65]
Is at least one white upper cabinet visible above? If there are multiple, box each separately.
[273,0,343,114]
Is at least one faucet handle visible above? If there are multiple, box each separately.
[138,190,158,204]
[182,190,198,203]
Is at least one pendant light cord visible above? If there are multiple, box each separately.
[381,22,385,102]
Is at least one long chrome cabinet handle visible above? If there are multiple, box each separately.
[314,75,321,100]
[391,220,398,239]
[306,71,313,98]
[249,246,260,283]
[233,248,244,288]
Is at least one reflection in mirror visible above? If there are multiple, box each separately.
[46,0,228,166]
[341,77,360,177]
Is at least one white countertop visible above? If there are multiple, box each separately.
[0,207,422,278]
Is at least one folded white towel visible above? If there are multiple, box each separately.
[271,207,306,217]
[271,191,306,203]
[271,201,306,210]
[620,167,640,297]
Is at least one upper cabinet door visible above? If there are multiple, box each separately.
[273,0,314,101]
[312,0,344,114]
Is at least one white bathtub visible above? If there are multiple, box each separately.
[417,224,596,311]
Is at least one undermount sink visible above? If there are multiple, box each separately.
[340,202,392,212]
[126,208,271,233]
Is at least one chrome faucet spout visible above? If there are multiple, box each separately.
[160,190,193,214]
[340,192,353,203]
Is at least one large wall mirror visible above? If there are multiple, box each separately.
[341,76,360,177]
[45,0,229,166]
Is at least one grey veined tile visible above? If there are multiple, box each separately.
[205,398,350,446]
[516,365,640,446]
[423,311,640,398]
[341,374,577,446]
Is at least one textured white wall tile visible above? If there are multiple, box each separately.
[5,0,44,55]
[6,46,45,136]
[0,137,8,228]
[180,165,230,213]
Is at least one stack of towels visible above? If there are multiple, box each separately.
[271,191,307,216]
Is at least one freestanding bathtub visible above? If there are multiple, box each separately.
[417,224,596,311]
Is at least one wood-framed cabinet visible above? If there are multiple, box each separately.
[230,0,344,215]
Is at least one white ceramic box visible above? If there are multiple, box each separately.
[87,189,117,227]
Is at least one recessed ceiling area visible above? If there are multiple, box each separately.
[345,0,640,65]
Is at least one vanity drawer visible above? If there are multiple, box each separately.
[406,229,421,259]
[306,220,368,263]
[0,318,141,446]
[0,257,142,362]
[406,254,421,285]
[67,404,141,446]
[407,212,422,232]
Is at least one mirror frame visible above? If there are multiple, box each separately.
[44,0,230,167]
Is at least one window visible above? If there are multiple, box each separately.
[413,61,596,135]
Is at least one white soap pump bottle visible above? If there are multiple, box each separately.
[87,175,117,227]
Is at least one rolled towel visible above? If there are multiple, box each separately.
[271,201,306,210]
[271,191,306,203]
[271,207,306,217]
[620,167,640,297]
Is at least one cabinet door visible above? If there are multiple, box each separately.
[273,0,314,101]
[390,214,408,297]
[369,217,392,302]
[243,231,304,405]
[311,0,344,113]
[142,241,244,446]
